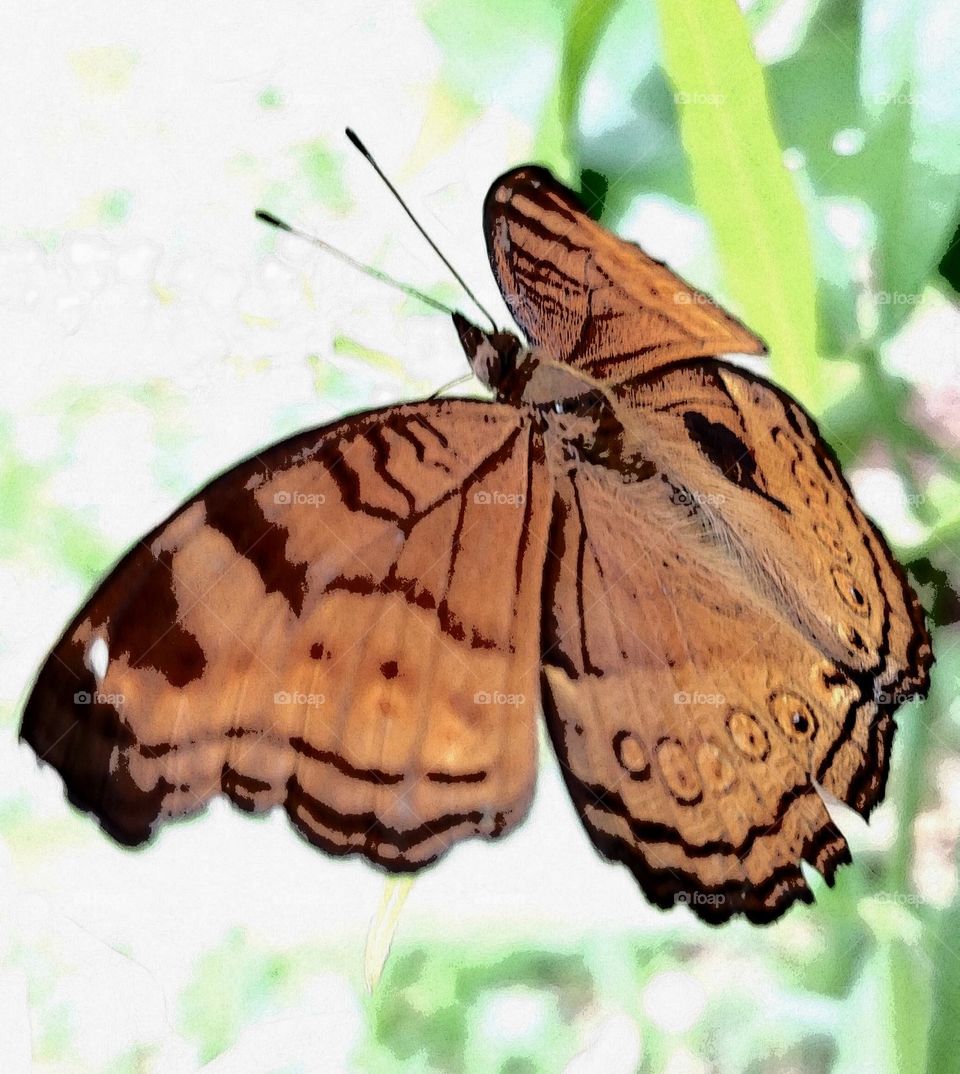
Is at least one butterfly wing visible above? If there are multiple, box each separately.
[22,400,551,870]
[614,360,931,700]
[540,364,931,923]
[484,167,767,381]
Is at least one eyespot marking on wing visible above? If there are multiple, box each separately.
[832,567,870,616]
[696,741,737,794]
[613,730,650,780]
[769,691,819,744]
[726,709,771,761]
[655,737,703,805]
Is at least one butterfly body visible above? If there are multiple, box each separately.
[22,165,931,923]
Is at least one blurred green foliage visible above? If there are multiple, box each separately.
[182,929,300,1063]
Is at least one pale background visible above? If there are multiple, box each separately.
[1,1,958,1072]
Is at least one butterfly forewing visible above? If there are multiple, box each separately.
[484,167,767,381]
[22,400,551,868]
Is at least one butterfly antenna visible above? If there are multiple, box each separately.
[345,128,498,333]
[254,210,460,318]
[428,372,474,399]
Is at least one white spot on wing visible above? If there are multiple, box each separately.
[85,636,109,685]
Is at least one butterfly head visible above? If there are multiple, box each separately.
[452,312,525,397]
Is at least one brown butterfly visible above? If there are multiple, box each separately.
[21,163,932,924]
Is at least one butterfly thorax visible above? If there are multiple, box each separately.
[452,312,615,415]
[452,312,527,400]
[452,312,648,474]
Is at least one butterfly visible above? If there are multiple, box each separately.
[21,163,932,924]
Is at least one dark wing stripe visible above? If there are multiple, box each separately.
[287,776,484,856]
[514,424,540,598]
[572,771,810,859]
[290,735,403,786]
[512,247,585,291]
[107,547,208,686]
[569,474,604,677]
[366,426,418,514]
[427,770,487,784]
[504,202,593,255]
[205,479,310,616]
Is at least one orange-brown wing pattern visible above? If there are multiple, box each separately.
[613,359,932,707]
[484,167,766,381]
[538,372,930,923]
[22,400,551,870]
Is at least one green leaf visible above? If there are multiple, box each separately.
[572,0,693,221]
[938,215,960,294]
[884,698,932,893]
[927,857,960,1074]
[535,0,624,181]
[653,0,822,410]
[763,0,864,356]
[764,0,960,348]
[849,901,933,1074]
[860,0,960,336]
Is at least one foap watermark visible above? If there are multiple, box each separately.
[74,690,125,706]
[274,690,326,706]
[874,686,923,706]
[874,890,928,907]
[675,489,727,509]
[273,490,327,506]
[675,91,725,106]
[876,291,922,307]
[673,291,717,307]
[674,890,726,909]
[674,690,726,707]
[473,490,525,507]
[871,91,920,107]
[474,690,526,707]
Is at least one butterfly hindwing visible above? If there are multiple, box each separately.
[484,167,767,381]
[22,400,551,869]
[538,361,931,923]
